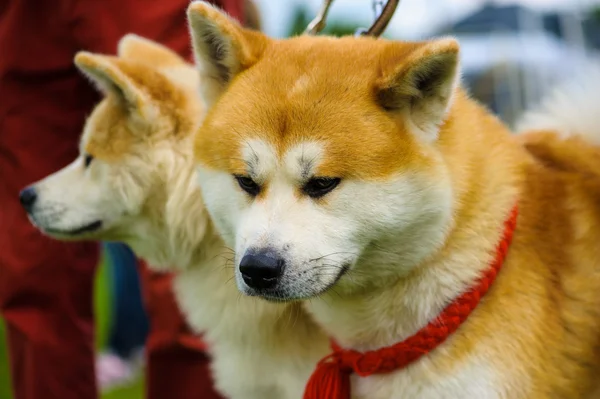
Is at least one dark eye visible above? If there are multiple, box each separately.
[303,177,341,198]
[84,154,94,168]
[234,175,260,196]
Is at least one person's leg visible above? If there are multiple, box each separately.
[97,243,148,391]
[104,243,149,360]
[0,83,101,399]
[0,120,100,398]
[0,3,102,397]
[145,346,220,399]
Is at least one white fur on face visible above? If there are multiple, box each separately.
[197,138,453,300]
[352,353,507,399]
[27,152,147,240]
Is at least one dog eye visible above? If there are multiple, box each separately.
[84,154,94,168]
[303,177,341,198]
[234,175,260,196]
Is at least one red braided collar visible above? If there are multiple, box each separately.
[303,205,519,399]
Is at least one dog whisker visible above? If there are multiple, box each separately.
[308,251,357,262]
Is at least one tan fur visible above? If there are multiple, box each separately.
[189,3,600,397]
[194,37,446,180]
[118,34,188,67]
[26,34,329,399]
[78,57,195,161]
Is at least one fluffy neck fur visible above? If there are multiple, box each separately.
[304,89,526,352]
[127,144,220,271]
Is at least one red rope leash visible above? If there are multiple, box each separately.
[304,205,519,399]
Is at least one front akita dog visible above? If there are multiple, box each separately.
[188,2,600,398]
[21,35,328,399]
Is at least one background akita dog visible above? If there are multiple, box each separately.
[21,35,328,399]
[189,2,600,398]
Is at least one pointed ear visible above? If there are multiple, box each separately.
[187,1,267,108]
[74,52,155,118]
[375,38,460,141]
[117,34,186,67]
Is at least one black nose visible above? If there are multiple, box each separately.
[239,251,285,290]
[19,187,38,212]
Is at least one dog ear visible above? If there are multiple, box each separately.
[375,38,460,141]
[117,34,187,67]
[75,52,155,119]
[187,1,267,109]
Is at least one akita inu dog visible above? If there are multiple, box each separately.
[188,2,600,398]
[21,35,328,399]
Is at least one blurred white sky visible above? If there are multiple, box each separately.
[254,0,600,39]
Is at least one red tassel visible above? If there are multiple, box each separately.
[303,358,351,399]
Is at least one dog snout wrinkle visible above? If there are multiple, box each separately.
[239,251,285,290]
[19,186,38,212]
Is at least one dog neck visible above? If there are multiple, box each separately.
[304,91,526,353]
[122,141,223,271]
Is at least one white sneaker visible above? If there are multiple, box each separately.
[96,352,138,392]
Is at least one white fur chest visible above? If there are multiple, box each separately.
[350,354,504,399]
[172,257,329,399]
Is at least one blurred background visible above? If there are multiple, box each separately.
[257,0,600,127]
[1,0,599,398]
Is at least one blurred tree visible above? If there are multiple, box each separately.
[584,6,600,50]
[288,5,312,37]
[590,6,600,22]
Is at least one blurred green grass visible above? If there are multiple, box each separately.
[0,254,144,399]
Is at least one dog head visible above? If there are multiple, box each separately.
[188,2,458,300]
[22,35,207,265]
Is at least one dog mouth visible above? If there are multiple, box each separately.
[249,263,351,302]
[44,220,103,236]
